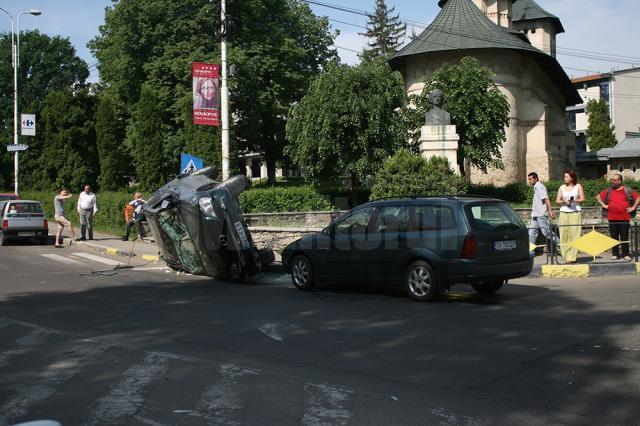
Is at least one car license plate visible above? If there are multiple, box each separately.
[17,232,35,237]
[493,240,516,251]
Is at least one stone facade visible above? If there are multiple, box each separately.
[403,50,575,186]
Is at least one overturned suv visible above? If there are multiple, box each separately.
[145,167,274,280]
[282,196,533,301]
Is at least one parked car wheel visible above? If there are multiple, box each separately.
[405,260,438,302]
[291,255,315,291]
[227,259,245,281]
[471,280,506,295]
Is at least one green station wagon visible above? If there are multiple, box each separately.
[281,197,533,302]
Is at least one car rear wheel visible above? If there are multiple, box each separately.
[404,260,438,302]
[291,255,315,291]
[471,280,506,295]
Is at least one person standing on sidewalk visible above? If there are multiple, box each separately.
[527,172,558,253]
[556,170,585,264]
[54,188,77,248]
[77,185,98,241]
[122,192,146,241]
[596,173,640,261]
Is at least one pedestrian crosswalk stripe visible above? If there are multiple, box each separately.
[85,353,170,426]
[40,253,84,265]
[71,252,126,266]
[0,342,108,425]
[302,383,354,426]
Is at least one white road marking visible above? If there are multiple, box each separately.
[84,353,170,426]
[71,252,125,266]
[194,364,260,425]
[132,266,170,271]
[0,342,108,426]
[40,253,84,265]
[0,328,49,368]
[258,322,284,341]
[302,383,354,426]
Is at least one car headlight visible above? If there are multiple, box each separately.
[199,196,217,217]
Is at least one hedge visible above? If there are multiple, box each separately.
[239,186,335,213]
[21,191,137,236]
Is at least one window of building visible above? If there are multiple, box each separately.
[566,111,577,131]
[632,164,638,173]
[618,164,624,173]
[599,82,610,102]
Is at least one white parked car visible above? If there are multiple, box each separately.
[0,200,49,246]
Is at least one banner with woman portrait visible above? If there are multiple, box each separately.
[192,62,219,126]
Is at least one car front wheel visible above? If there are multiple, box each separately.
[471,280,506,295]
[291,255,315,291]
[404,260,438,302]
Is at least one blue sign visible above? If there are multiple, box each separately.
[180,153,204,174]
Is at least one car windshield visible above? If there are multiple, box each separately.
[6,202,43,215]
[464,202,524,231]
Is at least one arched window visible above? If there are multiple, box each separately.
[618,164,624,173]
[632,164,638,173]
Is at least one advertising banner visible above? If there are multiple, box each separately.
[192,62,219,126]
[21,114,36,136]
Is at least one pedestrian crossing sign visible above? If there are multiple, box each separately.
[180,153,204,174]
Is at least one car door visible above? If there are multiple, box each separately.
[322,206,375,282]
[366,205,410,283]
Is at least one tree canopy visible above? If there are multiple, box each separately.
[408,57,510,175]
[89,0,337,185]
[285,60,407,203]
[360,0,406,62]
[586,98,617,151]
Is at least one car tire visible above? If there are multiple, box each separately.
[471,280,506,295]
[291,255,315,291]
[404,260,438,302]
[227,259,245,281]
[39,236,49,245]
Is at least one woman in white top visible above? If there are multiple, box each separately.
[555,170,585,263]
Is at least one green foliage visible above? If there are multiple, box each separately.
[239,186,334,213]
[285,60,407,195]
[1,31,90,189]
[21,190,139,235]
[23,89,98,191]
[89,0,337,184]
[359,0,406,62]
[408,57,510,174]
[586,99,617,150]
[370,149,467,200]
[96,92,131,190]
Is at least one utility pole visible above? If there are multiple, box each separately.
[220,0,230,181]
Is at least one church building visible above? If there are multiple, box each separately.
[390,0,581,185]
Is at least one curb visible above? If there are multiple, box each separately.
[67,239,160,262]
[531,262,640,278]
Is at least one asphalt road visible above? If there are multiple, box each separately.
[1,242,639,425]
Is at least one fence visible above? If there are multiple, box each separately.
[531,220,639,264]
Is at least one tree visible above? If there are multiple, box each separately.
[89,0,337,185]
[586,98,617,151]
[285,60,407,204]
[129,83,171,191]
[359,0,406,62]
[0,31,89,189]
[96,93,131,190]
[370,149,467,200]
[34,89,98,191]
[408,57,510,175]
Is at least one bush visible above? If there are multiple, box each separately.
[239,186,335,213]
[370,150,467,200]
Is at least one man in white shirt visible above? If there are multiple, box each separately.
[76,185,98,241]
[527,172,558,253]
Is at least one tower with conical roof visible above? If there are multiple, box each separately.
[512,0,564,57]
[390,0,580,184]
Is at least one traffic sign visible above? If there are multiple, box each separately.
[180,153,204,174]
[21,114,36,136]
[6,144,29,152]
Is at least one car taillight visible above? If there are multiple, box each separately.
[2,220,8,230]
[460,233,477,259]
[43,219,48,229]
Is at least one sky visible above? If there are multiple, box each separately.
[1,0,639,83]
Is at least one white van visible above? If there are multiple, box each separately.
[0,200,49,246]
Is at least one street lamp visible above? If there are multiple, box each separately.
[0,7,41,195]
